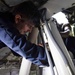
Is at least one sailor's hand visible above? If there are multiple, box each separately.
[38,43,43,47]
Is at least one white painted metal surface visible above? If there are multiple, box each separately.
[41,32,55,75]
[19,58,31,75]
[41,1,75,74]
[41,22,73,75]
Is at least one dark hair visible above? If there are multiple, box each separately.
[12,1,41,27]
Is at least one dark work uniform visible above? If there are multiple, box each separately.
[64,36,75,57]
[0,12,49,67]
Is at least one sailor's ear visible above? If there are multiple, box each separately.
[15,14,21,23]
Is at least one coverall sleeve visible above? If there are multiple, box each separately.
[0,41,6,48]
[0,25,49,67]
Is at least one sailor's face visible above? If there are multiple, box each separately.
[15,14,34,35]
[18,22,34,35]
